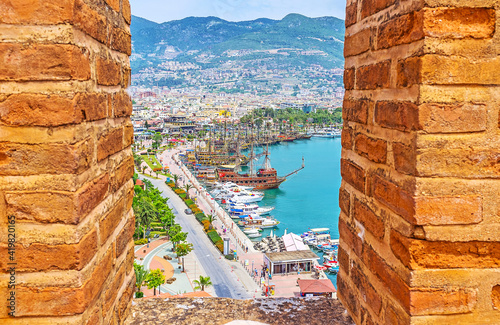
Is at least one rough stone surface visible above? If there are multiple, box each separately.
[125,298,354,325]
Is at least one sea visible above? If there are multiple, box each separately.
[246,137,342,286]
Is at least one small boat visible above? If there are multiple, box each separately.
[228,203,274,216]
[243,227,262,234]
[247,232,262,238]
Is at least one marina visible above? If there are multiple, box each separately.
[185,136,342,285]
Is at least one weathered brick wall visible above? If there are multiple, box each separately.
[339,0,500,323]
[0,1,135,323]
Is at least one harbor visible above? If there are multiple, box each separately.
[176,136,342,288]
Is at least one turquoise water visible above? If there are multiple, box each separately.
[248,137,342,286]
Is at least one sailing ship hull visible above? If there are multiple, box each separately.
[218,169,285,190]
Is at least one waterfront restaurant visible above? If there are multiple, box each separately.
[264,250,320,275]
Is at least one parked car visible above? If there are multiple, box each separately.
[184,208,192,214]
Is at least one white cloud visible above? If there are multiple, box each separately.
[130,0,346,23]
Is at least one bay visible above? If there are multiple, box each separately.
[247,137,342,286]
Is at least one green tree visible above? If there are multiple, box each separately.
[134,262,149,297]
[152,132,163,149]
[133,153,143,169]
[193,275,212,291]
[168,224,187,250]
[183,184,193,200]
[133,196,157,238]
[175,241,194,271]
[145,269,166,296]
[160,210,175,233]
[172,174,179,187]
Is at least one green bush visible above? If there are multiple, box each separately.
[150,231,167,236]
[184,199,194,206]
[150,222,162,227]
[207,230,222,244]
[179,193,186,199]
[225,254,234,260]
[195,213,206,223]
[135,291,144,298]
[134,238,148,245]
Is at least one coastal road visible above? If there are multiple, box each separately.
[141,176,251,299]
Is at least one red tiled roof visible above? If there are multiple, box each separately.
[298,279,336,294]
[135,179,145,186]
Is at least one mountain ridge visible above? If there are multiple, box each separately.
[131,14,345,71]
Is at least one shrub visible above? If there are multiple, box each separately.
[215,240,224,253]
[225,254,234,260]
[150,231,167,236]
[207,230,222,244]
[184,199,194,206]
[168,182,175,188]
[135,291,144,298]
[134,238,148,245]
[202,220,210,232]
[179,193,186,199]
[174,189,185,194]
[192,208,202,214]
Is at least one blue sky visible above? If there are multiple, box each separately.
[129,0,347,23]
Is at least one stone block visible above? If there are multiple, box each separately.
[344,29,371,57]
[74,0,108,44]
[377,11,424,50]
[339,187,351,216]
[423,8,495,39]
[410,287,477,315]
[344,67,355,90]
[351,261,383,315]
[419,103,487,133]
[0,0,74,24]
[360,0,395,20]
[356,60,391,90]
[354,133,387,164]
[374,101,419,132]
[353,197,385,239]
[343,98,370,124]
[110,26,132,56]
[345,2,357,27]
[373,176,415,223]
[414,196,482,225]
[0,43,90,81]
[393,142,416,175]
[341,126,353,150]
[97,127,124,162]
[97,57,122,86]
[99,197,124,244]
[341,159,366,193]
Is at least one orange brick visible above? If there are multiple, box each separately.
[356,60,391,90]
[344,29,371,57]
[0,94,82,127]
[385,302,410,325]
[410,287,477,315]
[391,229,500,270]
[100,197,125,244]
[97,127,124,161]
[337,275,360,320]
[341,159,366,193]
[419,103,487,133]
[393,142,416,175]
[353,197,385,239]
[354,133,387,164]
[103,265,125,315]
[339,188,351,216]
[341,126,353,150]
[117,274,134,320]
[74,0,108,44]
[338,246,350,276]
[362,244,410,312]
[345,2,357,27]
[110,27,132,55]
[76,92,109,121]
[77,173,110,218]
[0,229,97,272]
[344,68,355,90]
[351,261,382,315]
[116,215,134,257]
[360,0,395,20]
[124,122,134,148]
[97,57,121,86]
[0,43,90,81]
[111,156,134,192]
[122,65,132,88]
[374,101,419,132]
[112,91,132,118]
[5,191,76,224]
[0,139,92,176]
[122,0,131,25]
[421,55,500,85]
[397,56,421,88]
[414,196,482,226]
[423,8,495,39]
[377,11,424,50]
[373,176,415,223]
[339,216,363,257]
[15,246,113,316]
[0,0,74,24]
[343,98,370,124]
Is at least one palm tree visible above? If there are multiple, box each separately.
[142,165,147,174]
[134,263,150,296]
[193,275,212,291]
[172,174,179,187]
[134,197,157,238]
[184,184,192,200]
[207,214,215,230]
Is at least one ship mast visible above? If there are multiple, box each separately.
[283,157,305,178]
[249,141,255,177]
[262,143,272,170]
